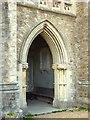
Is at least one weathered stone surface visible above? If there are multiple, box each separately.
[1,2,19,116]
[17,2,88,107]
[0,2,3,120]
[0,1,89,118]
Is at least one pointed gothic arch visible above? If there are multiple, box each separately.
[19,20,68,65]
[18,20,72,109]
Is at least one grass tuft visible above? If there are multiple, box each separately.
[78,106,88,111]
[23,114,33,120]
[6,113,17,117]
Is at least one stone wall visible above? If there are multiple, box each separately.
[17,2,76,106]
[17,2,88,107]
[1,2,20,115]
[0,1,89,117]
[74,2,88,106]
[0,2,3,119]
[88,2,90,110]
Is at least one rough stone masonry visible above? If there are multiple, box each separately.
[0,0,89,118]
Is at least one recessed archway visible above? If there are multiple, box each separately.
[18,20,72,109]
[26,34,54,105]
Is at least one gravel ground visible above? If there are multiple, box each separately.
[33,111,88,118]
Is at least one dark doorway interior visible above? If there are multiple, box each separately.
[26,34,54,104]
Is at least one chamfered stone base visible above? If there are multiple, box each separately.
[53,98,74,109]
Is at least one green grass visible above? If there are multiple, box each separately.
[78,106,88,111]
[23,114,33,120]
[6,113,16,117]
[23,106,90,120]
[88,107,90,112]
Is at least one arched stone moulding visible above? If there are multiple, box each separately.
[18,20,73,109]
[19,20,68,64]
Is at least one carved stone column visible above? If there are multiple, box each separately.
[52,63,67,108]
[22,63,28,109]
[52,64,60,108]
[57,64,67,108]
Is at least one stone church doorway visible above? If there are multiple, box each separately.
[19,20,72,110]
[26,34,54,104]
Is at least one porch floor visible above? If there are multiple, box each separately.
[27,100,60,115]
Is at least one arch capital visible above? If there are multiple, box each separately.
[57,64,67,70]
[22,63,28,69]
[52,64,67,70]
[52,64,57,70]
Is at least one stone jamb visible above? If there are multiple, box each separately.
[19,63,28,109]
